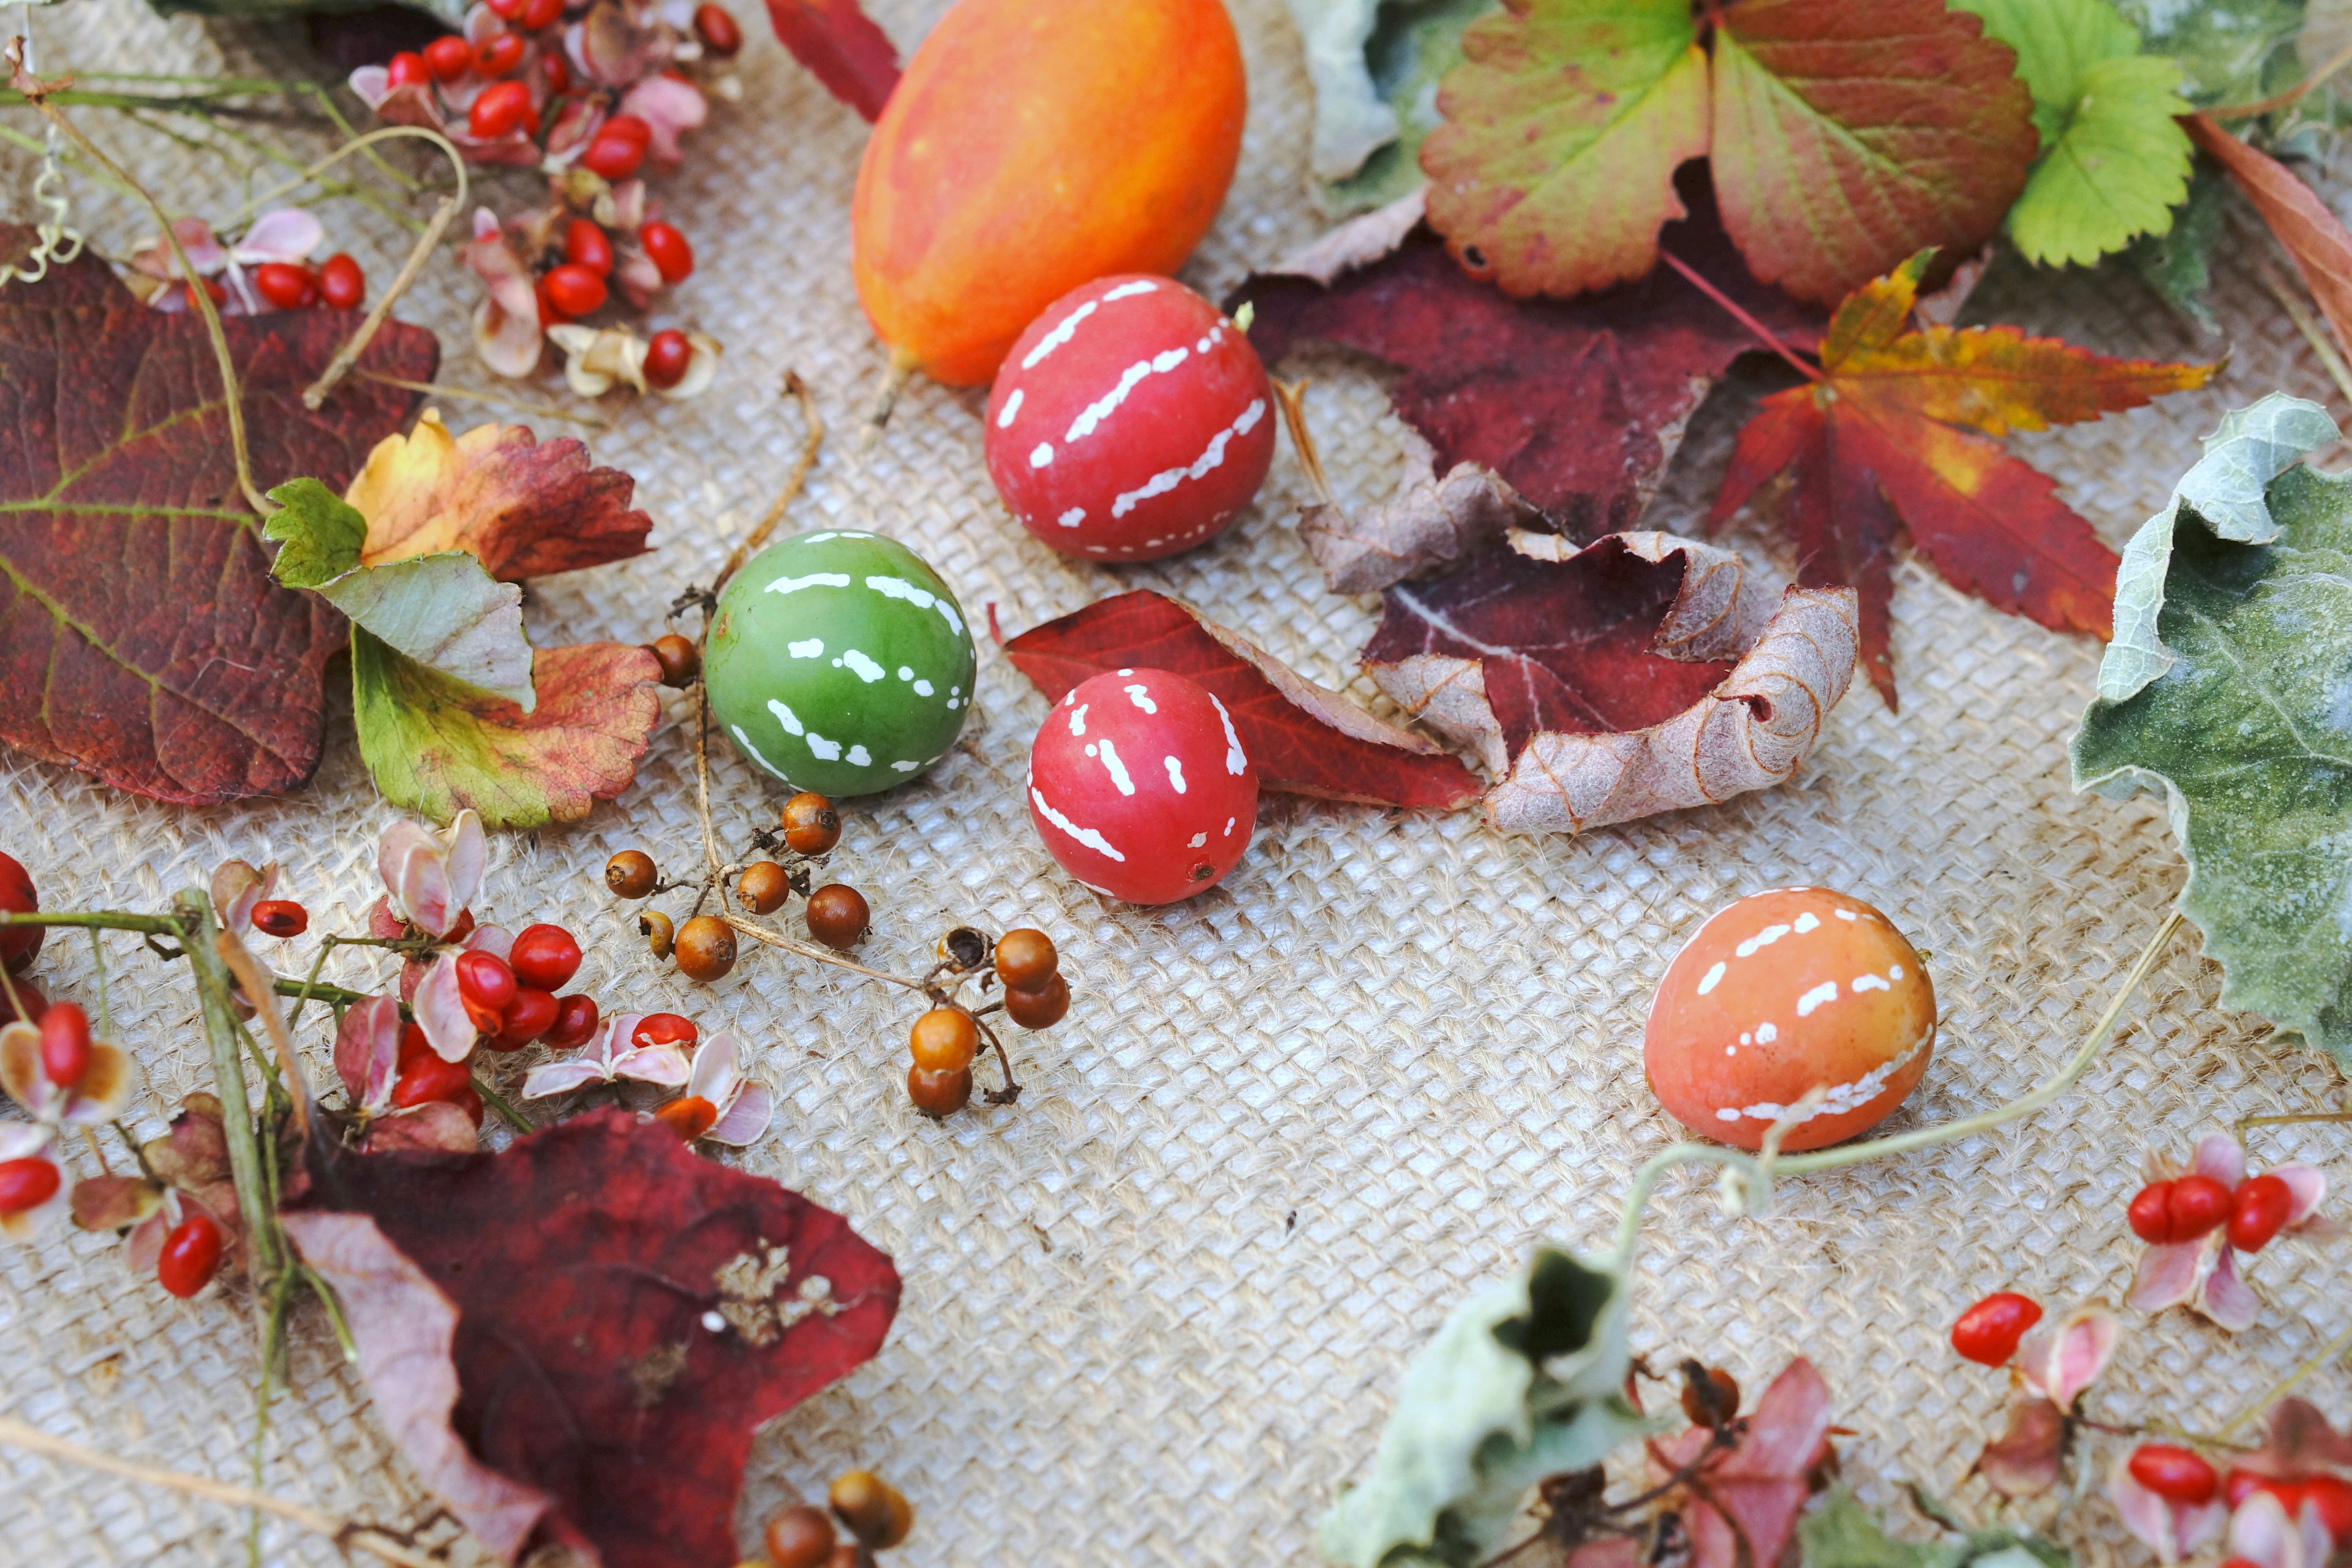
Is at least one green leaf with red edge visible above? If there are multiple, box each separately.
[1711,254,2215,706]
[997,590,1483,810]
[764,0,900,121]
[352,632,662,828]
[0,229,435,805]
[287,1109,900,1568]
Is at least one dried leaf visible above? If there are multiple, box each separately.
[352,633,663,829]
[1363,532,1857,834]
[764,0,901,121]
[1713,253,2214,705]
[0,230,434,804]
[1298,431,1540,594]
[2187,114,2352,368]
[999,590,1483,809]
[1236,176,1821,537]
[1649,1360,1834,1568]
[293,1109,899,1568]
[1976,1395,2068,1499]
[1289,0,1495,208]
[342,410,652,582]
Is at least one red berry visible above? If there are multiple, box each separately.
[563,217,614,276]
[543,262,608,318]
[318,253,365,311]
[424,34,473,80]
[491,987,559,1049]
[469,78,533,138]
[485,0,524,16]
[693,2,742,54]
[391,1051,473,1109]
[37,1001,91,1089]
[535,273,570,328]
[2302,1476,2352,1542]
[397,1022,432,1068]
[640,221,693,283]
[543,53,571,92]
[475,30,526,77]
[579,132,645,180]
[1027,667,1258,903]
[2128,1445,2218,1505]
[601,112,652,148]
[252,262,314,311]
[2168,1174,2232,1242]
[521,0,563,28]
[644,328,693,390]
[0,850,40,975]
[252,899,309,938]
[1950,1291,2042,1366]
[2226,1468,2266,1510]
[653,1095,718,1140]
[633,1012,698,1051]
[2228,1173,2296,1253]
[0,1156,59,1215]
[986,274,1275,562]
[386,50,431,88]
[454,949,518,1011]
[510,924,582,991]
[157,1210,224,1297]
[544,993,600,1050]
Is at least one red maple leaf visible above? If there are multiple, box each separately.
[0,230,435,803]
[997,591,1483,810]
[1708,253,2215,706]
[764,0,900,121]
[288,1109,899,1568]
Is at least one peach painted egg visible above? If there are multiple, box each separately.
[1644,888,1935,1152]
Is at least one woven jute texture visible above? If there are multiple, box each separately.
[4,1,2350,1562]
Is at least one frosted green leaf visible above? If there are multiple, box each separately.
[2113,0,2307,105]
[1317,1248,1644,1568]
[1954,0,2193,264]
[1291,0,1495,210]
[2127,162,2229,327]
[2072,393,2352,1066]
[1801,1488,2072,1568]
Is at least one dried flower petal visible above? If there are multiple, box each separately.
[209,858,280,934]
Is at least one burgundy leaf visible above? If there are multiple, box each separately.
[1649,1359,1834,1568]
[764,0,900,121]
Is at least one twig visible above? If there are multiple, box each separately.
[722,915,927,990]
[1269,379,1336,505]
[214,931,313,1143]
[471,1073,533,1134]
[175,892,281,1284]
[713,371,824,592]
[358,372,608,428]
[858,345,918,458]
[2250,247,2352,409]
[0,1417,446,1568]
[301,126,473,410]
[2238,1107,2352,1133]
[2209,39,2352,121]
[1657,247,1823,383]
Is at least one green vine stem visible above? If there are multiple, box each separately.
[173,891,282,1286]
[2215,1316,2352,1439]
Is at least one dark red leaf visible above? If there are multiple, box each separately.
[1649,1359,1834,1568]
[1232,172,1820,538]
[998,590,1483,810]
[0,232,435,804]
[293,1109,899,1568]
[764,0,900,121]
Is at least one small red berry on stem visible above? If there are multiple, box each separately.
[674,916,737,982]
[252,899,309,937]
[993,929,1057,990]
[542,52,571,92]
[544,993,600,1050]
[580,132,646,180]
[633,1012,698,1051]
[1004,974,1070,1030]
[521,0,563,28]
[2128,1444,2219,1505]
[563,217,614,276]
[649,633,699,685]
[0,1156,60,1215]
[1950,1291,2042,1366]
[2228,1173,2295,1253]
[543,262,608,317]
[385,50,431,88]
[253,262,314,311]
[0,850,42,974]
[485,0,524,17]
[693,2,742,54]
[157,1209,224,1298]
[910,1008,979,1072]
[829,1470,913,1550]
[37,1001,91,1090]
[601,112,652,148]
[392,1052,473,1110]
[640,221,693,284]
[318,253,365,311]
[423,34,473,80]
[509,924,583,992]
[2302,1476,2352,1542]
[475,30,526,77]
[644,329,693,390]
[469,78,534,138]
[2127,1175,2232,1245]
[456,949,518,1012]
[737,861,790,916]
[908,1063,972,1116]
[606,849,658,898]
[493,987,559,1048]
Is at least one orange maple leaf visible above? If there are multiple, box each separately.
[1709,254,2215,707]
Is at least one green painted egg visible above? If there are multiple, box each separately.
[706,529,977,797]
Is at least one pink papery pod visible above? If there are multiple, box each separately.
[352,64,541,167]
[123,1186,191,1272]
[2015,1305,2117,1410]
[2243,1398,2352,1477]
[231,208,322,266]
[617,72,704,163]
[70,1173,162,1234]
[2110,1452,2228,1563]
[336,996,405,1110]
[412,954,480,1063]
[608,243,663,310]
[464,923,515,965]
[377,809,484,939]
[521,1012,691,1098]
[684,1034,773,1146]
[1975,1393,2068,1499]
[129,216,227,280]
[210,858,281,932]
[366,895,409,941]
[592,176,647,232]
[0,1022,137,1128]
[362,1101,480,1154]
[569,0,673,86]
[2228,1490,2337,1568]
[2198,1246,2262,1332]
[464,210,546,379]
[0,1125,66,1242]
[543,95,607,167]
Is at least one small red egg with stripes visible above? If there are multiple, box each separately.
[984,274,1273,564]
[1027,667,1258,905]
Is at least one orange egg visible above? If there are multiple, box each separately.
[1644,887,1935,1152]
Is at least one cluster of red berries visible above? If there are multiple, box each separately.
[249,252,368,313]
[2126,1442,2352,1547]
[756,1471,913,1568]
[431,922,599,1109]
[605,791,860,982]
[2128,1169,2298,1254]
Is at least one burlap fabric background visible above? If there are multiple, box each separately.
[2,1,2349,1562]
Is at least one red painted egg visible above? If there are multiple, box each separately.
[1027,667,1257,903]
[1644,887,1935,1152]
[984,274,1274,563]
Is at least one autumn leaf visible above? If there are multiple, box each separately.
[1296,427,1539,595]
[764,0,900,121]
[1419,0,2037,304]
[1648,1360,1833,1568]
[0,228,435,804]
[1712,253,2215,706]
[997,590,1483,809]
[2074,393,2352,1067]
[1290,0,1494,210]
[1234,174,1822,549]
[1364,530,1858,833]
[2187,114,2352,369]
[352,634,663,829]
[290,1109,900,1568]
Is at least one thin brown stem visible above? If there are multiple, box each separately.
[714,371,824,593]
[214,931,312,1143]
[858,345,918,458]
[694,682,725,887]
[722,915,925,990]
[972,1012,1019,1101]
[293,125,471,411]
[0,1417,445,1568]
[1269,379,1336,505]
[358,372,608,428]
[2239,1107,2352,1134]
[1657,247,1823,383]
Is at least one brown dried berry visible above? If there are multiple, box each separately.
[762,1504,837,1568]
[938,926,990,970]
[909,1007,979,1072]
[1679,1362,1741,1429]
[829,1470,913,1549]
[780,791,842,856]
[804,884,869,950]
[993,927,1058,990]
[737,861,791,915]
[640,909,675,960]
[1003,973,1069,1029]
[605,850,658,899]
[649,633,700,686]
[674,915,737,982]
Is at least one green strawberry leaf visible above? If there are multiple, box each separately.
[1953,0,2192,266]
[1316,1247,1644,1568]
[2072,393,2352,1066]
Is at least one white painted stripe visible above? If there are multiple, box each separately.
[1020,300,1097,369]
[1064,347,1187,442]
[1109,398,1265,519]
[1164,756,1186,793]
[1210,694,1246,775]
[1095,737,1135,795]
[1102,280,1158,301]
[1795,981,1839,1016]
[863,575,966,636]
[1696,960,1725,996]
[837,649,885,682]
[1031,783,1125,861]
[996,388,1023,428]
